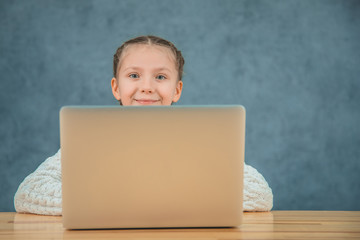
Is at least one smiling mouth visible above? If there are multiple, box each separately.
[135,99,160,105]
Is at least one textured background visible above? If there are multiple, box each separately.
[1,0,359,212]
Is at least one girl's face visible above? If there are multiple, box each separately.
[111,44,183,106]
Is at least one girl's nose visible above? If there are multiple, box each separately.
[140,77,154,93]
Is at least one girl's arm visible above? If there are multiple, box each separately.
[13,150,272,215]
[243,164,273,211]
[14,149,62,216]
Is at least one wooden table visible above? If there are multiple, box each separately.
[0,211,359,239]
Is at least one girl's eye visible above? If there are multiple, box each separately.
[129,73,139,79]
[156,75,166,80]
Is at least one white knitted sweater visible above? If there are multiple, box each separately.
[14,149,273,215]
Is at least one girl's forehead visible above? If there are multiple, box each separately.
[119,44,177,70]
[121,44,175,62]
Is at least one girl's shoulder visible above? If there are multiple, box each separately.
[244,163,270,185]
[36,149,61,172]
[244,163,263,177]
[243,163,273,211]
[14,148,63,215]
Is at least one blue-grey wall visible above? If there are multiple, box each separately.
[1,0,359,212]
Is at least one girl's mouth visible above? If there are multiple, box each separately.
[135,99,160,105]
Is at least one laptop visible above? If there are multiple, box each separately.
[60,105,246,229]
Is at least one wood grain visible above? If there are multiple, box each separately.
[0,211,359,239]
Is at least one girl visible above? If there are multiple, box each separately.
[14,35,273,215]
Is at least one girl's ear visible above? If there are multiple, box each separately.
[111,78,121,101]
[172,80,183,103]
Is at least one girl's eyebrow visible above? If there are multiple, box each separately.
[123,66,143,72]
[153,67,173,73]
[123,66,173,73]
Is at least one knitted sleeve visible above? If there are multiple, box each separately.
[243,164,273,211]
[14,150,272,215]
[14,149,62,215]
